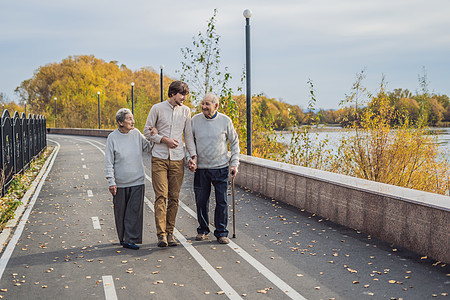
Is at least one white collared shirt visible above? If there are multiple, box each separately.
[143,100,196,160]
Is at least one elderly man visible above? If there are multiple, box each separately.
[144,81,197,247]
[188,93,240,244]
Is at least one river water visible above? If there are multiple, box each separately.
[278,127,450,155]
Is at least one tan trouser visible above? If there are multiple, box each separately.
[151,157,184,237]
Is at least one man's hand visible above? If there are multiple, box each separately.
[109,185,117,196]
[188,156,197,172]
[230,166,238,178]
[161,137,179,149]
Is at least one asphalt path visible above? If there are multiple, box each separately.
[0,134,448,299]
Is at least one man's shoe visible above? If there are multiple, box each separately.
[167,234,178,247]
[195,233,206,241]
[217,236,230,244]
[122,242,139,250]
[157,235,168,247]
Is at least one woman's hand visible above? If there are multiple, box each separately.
[148,126,158,136]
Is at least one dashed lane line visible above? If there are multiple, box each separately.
[102,275,118,300]
[76,138,241,299]
[75,136,307,299]
[84,175,89,180]
[178,201,307,300]
[91,217,101,229]
[87,190,93,197]
[144,197,242,300]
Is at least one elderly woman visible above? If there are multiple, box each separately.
[105,108,152,250]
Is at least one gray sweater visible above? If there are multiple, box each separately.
[191,112,240,169]
[105,129,151,187]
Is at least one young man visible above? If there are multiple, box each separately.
[188,93,239,244]
[144,81,197,247]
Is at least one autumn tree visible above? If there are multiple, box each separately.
[15,55,168,130]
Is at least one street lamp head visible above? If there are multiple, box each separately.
[131,82,134,86]
[54,97,57,100]
[243,9,252,19]
[97,91,100,95]
[160,65,165,70]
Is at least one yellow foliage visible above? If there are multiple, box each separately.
[15,55,172,130]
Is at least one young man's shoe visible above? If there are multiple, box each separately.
[167,234,178,247]
[195,233,206,241]
[157,235,168,247]
[217,236,230,244]
[122,242,140,250]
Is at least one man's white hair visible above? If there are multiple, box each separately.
[204,93,220,105]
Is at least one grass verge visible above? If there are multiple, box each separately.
[0,147,54,230]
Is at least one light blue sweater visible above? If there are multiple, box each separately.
[191,112,240,169]
[105,129,151,187]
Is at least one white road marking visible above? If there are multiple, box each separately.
[91,217,101,229]
[82,165,86,168]
[84,174,89,180]
[81,158,85,161]
[80,137,305,299]
[87,190,93,197]
[102,275,118,300]
[144,197,241,300]
[80,152,83,155]
[179,194,307,299]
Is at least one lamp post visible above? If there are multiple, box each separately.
[243,9,252,156]
[131,82,135,114]
[24,100,27,116]
[97,91,101,129]
[160,65,164,102]
[54,97,57,128]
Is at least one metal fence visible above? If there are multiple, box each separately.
[1,110,47,196]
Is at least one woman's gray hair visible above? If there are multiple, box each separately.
[116,108,132,126]
[204,93,220,105]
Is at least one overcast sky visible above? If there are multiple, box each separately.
[1,0,449,109]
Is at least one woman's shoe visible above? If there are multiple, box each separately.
[123,242,140,250]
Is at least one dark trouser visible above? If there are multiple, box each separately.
[113,184,144,244]
[194,167,229,238]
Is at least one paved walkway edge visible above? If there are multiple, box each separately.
[0,144,59,253]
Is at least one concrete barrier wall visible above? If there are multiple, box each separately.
[46,128,449,262]
[235,154,450,263]
[47,128,113,137]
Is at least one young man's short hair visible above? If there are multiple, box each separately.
[168,81,189,98]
